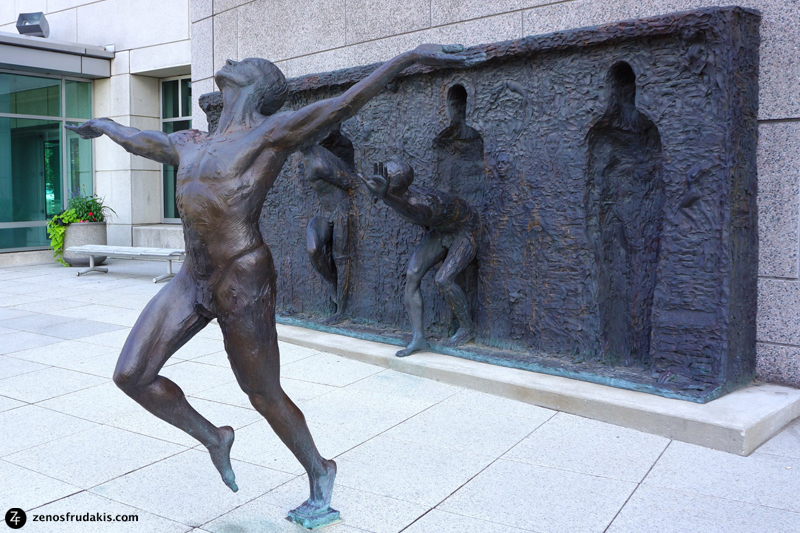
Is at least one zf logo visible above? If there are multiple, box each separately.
[4,508,26,529]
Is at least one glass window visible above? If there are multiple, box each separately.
[0,72,92,252]
[0,73,61,117]
[162,79,179,119]
[0,117,62,224]
[162,77,192,222]
[181,79,192,117]
[65,80,92,119]
[66,122,93,197]
[0,227,48,251]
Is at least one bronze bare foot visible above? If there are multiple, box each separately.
[443,327,474,347]
[322,313,346,326]
[207,426,238,492]
[288,459,340,529]
[396,336,429,357]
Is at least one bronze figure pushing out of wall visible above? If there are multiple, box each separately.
[360,160,480,357]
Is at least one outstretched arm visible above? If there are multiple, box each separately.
[271,44,485,151]
[359,165,434,226]
[66,118,179,166]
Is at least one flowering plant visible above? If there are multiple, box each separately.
[46,192,115,266]
[67,193,110,223]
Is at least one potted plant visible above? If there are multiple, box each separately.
[47,193,115,267]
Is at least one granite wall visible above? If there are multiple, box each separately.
[191,0,800,388]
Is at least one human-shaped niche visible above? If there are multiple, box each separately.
[585,62,665,366]
[434,84,485,204]
[302,126,357,324]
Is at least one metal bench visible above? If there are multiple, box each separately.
[65,245,185,283]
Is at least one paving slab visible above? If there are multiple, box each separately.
[170,335,227,360]
[504,412,670,483]
[53,352,119,377]
[281,352,385,387]
[37,382,141,425]
[91,448,294,527]
[1,313,80,332]
[754,418,800,459]
[34,319,127,341]
[191,350,230,368]
[0,355,49,380]
[0,331,63,355]
[79,328,133,349]
[159,361,238,395]
[0,460,81,512]
[6,339,113,366]
[193,377,336,410]
[643,440,800,513]
[439,459,637,533]
[383,399,551,459]
[334,435,494,506]
[10,298,95,313]
[607,484,800,533]
[0,394,24,412]
[0,308,34,320]
[231,419,368,475]
[109,397,262,447]
[345,369,462,404]
[0,366,106,403]
[0,405,97,457]
[5,425,186,489]
[48,305,145,327]
[299,387,437,436]
[277,324,800,455]
[403,509,533,533]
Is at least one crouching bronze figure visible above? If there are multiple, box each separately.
[360,160,480,357]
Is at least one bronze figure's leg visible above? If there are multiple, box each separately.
[215,246,337,525]
[113,270,238,492]
[306,215,336,287]
[325,202,353,325]
[436,233,477,346]
[397,231,448,357]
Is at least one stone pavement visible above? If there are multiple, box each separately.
[0,259,799,533]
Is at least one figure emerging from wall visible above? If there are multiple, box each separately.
[585,62,665,366]
[303,126,357,324]
[360,160,480,357]
[434,84,485,204]
[66,44,484,529]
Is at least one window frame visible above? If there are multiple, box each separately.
[160,75,192,224]
[0,67,94,252]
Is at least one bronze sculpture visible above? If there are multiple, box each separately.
[66,44,484,528]
[360,160,480,357]
[302,126,357,324]
[585,62,665,366]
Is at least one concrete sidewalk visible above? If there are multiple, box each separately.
[0,259,799,532]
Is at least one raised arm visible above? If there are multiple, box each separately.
[359,165,434,226]
[271,44,485,151]
[66,118,179,166]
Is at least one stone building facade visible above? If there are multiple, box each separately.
[0,0,192,251]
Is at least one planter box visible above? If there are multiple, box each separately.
[63,222,107,266]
